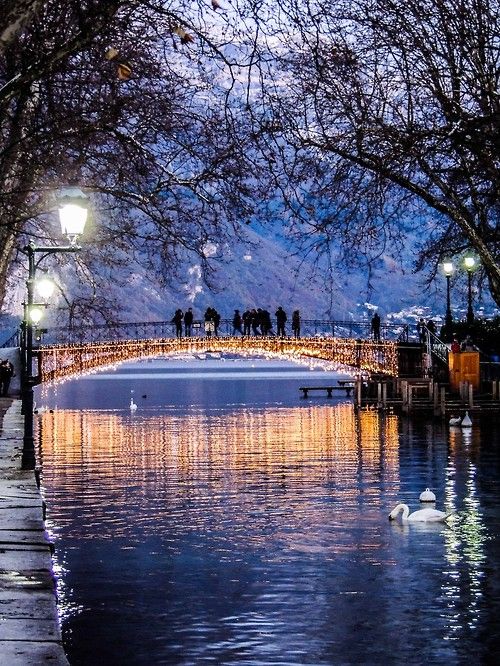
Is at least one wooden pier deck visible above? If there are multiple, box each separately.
[355,377,500,416]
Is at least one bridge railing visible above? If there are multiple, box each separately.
[425,328,449,366]
[0,329,21,348]
[32,319,408,345]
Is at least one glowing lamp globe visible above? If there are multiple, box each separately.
[464,255,476,272]
[29,306,45,324]
[35,277,55,300]
[442,260,454,277]
[57,186,88,244]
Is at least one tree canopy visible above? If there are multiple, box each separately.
[245,0,500,305]
[1,0,499,324]
[0,0,256,322]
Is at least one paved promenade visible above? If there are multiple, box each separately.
[0,398,68,665]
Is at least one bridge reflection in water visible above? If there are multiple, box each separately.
[40,404,401,496]
[37,390,493,665]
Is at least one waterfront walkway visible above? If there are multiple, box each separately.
[0,398,68,665]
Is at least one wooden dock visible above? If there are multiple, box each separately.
[354,377,500,416]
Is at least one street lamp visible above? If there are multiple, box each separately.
[20,186,89,470]
[34,276,56,300]
[441,259,454,340]
[463,253,476,326]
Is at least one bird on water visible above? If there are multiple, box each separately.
[389,504,451,523]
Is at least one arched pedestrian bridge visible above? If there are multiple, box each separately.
[36,336,401,385]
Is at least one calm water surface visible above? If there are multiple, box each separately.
[36,359,500,665]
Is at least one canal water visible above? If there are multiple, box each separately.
[36,358,500,665]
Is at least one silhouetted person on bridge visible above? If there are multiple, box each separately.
[251,309,260,336]
[276,307,287,338]
[232,310,243,335]
[292,310,301,339]
[242,309,252,336]
[172,309,183,338]
[213,308,221,336]
[261,309,272,336]
[204,308,215,337]
[371,313,381,342]
[184,308,193,336]
[417,318,426,344]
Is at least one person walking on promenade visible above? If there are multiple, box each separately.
[184,308,194,337]
[172,309,183,338]
[292,310,301,339]
[232,310,243,335]
[242,309,252,336]
[371,312,381,341]
[0,359,15,397]
[276,306,287,338]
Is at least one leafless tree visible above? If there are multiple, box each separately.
[245,0,500,306]
[0,0,256,322]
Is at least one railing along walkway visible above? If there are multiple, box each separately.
[2,319,410,348]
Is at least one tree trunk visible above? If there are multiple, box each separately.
[0,224,17,311]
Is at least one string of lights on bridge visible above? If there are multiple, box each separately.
[38,337,399,386]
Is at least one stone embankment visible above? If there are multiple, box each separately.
[0,398,68,665]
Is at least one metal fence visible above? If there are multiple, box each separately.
[0,330,21,348]
[0,318,409,346]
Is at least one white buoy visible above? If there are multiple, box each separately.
[419,488,436,503]
[130,398,137,411]
[449,415,461,426]
[461,411,472,428]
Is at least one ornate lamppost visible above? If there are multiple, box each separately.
[21,187,89,470]
[463,253,477,326]
[441,259,454,341]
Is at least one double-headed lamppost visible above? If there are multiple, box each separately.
[21,187,89,470]
[442,259,454,340]
[464,253,477,326]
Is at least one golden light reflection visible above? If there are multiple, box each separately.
[39,337,398,386]
[441,429,488,640]
[38,405,400,552]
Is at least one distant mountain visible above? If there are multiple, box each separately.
[103,224,427,322]
[1,222,496,339]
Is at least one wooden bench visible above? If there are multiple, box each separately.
[299,384,354,398]
[337,380,355,391]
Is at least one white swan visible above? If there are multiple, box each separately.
[461,411,472,427]
[389,503,451,523]
[129,398,137,411]
[449,415,461,426]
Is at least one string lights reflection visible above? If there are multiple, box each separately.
[441,428,488,641]
[39,404,400,547]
